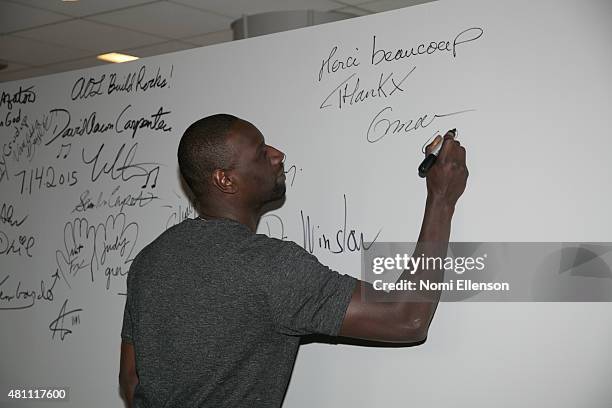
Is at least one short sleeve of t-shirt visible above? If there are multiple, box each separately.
[262,241,357,337]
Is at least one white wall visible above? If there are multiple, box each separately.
[1,0,611,406]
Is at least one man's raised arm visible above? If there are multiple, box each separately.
[338,130,468,343]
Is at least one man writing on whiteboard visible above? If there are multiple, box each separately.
[119,114,467,407]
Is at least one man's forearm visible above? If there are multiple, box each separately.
[417,195,454,244]
[395,195,454,335]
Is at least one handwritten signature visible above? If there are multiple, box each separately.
[0,270,59,310]
[300,194,381,255]
[81,142,161,189]
[49,299,82,341]
[366,105,475,143]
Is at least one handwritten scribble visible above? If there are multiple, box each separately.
[0,270,60,310]
[69,65,173,101]
[72,186,159,213]
[56,143,72,159]
[0,230,35,257]
[320,69,415,110]
[284,165,298,187]
[370,27,484,66]
[14,166,78,195]
[55,212,139,290]
[46,108,114,147]
[81,142,161,189]
[2,112,51,174]
[108,65,172,95]
[95,213,139,290]
[115,105,172,139]
[55,218,96,288]
[367,106,476,143]
[49,299,82,341]
[0,85,36,110]
[0,108,24,128]
[0,203,28,227]
[300,194,381,255]
[260,213,287,241]
[163,199,195,230]
[318,45,360,81]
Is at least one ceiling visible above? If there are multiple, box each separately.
[0,0,433,83]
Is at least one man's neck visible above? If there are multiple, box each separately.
[198,205,260,232]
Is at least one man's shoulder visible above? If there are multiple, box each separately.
[247,232,306,257]
[127,219,202,269]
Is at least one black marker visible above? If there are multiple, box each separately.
[418,129,456,178]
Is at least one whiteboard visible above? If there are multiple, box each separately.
[1,0,611,406]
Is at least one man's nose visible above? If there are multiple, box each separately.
[269,146,285,164]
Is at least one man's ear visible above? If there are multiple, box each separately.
[211,169,238,194]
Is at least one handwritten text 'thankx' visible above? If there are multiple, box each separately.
[320,69,415,110]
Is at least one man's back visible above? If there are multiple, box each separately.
[121,217,356,407]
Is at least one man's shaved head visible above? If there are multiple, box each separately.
[178,113,239,199]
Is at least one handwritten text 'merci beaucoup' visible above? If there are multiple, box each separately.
[318,27,484,83]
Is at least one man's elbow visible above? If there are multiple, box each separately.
[394,317,429,344]
[119,340,138,405]
[119,371,138,404]
[390,300,438,343]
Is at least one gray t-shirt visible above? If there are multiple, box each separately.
[121,217,357,407]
